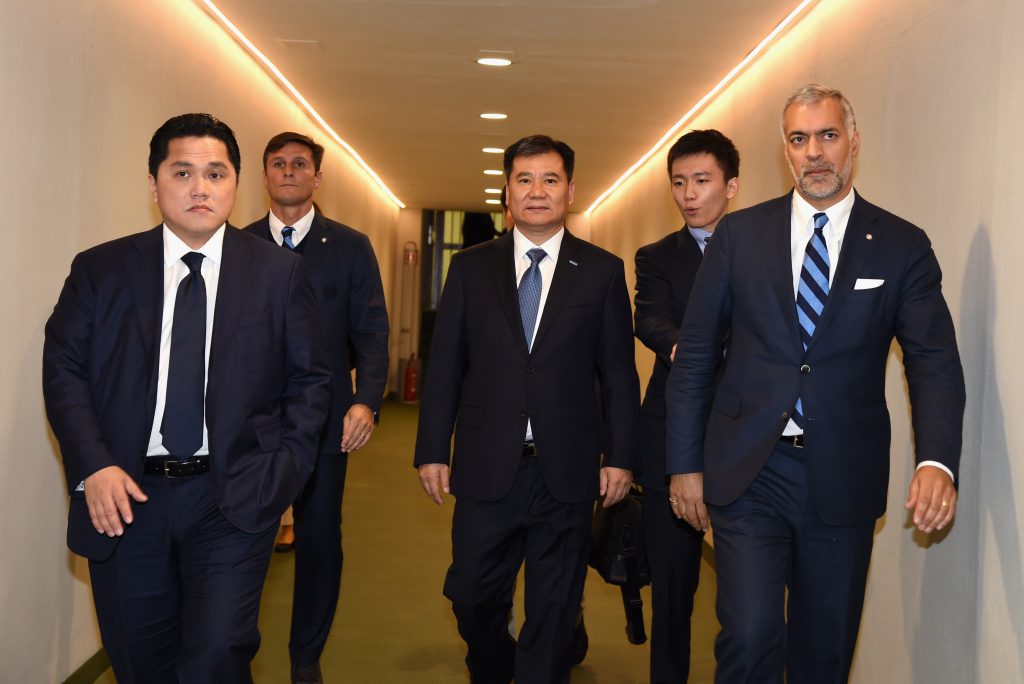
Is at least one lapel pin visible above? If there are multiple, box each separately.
[569,259,579,266]
[321,236,327,243]
[866,234,873,240]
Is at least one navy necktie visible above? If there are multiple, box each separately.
[282,226,296,249]
[161,252,206,456]
[518,248,546,349]
[793,212,830,428]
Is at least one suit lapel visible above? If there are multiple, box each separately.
[531,231,582,354]
[299,213,330,274]
[759,194,803,351]
[813,194,879,338]
[210,226,251,369]
[487,233,529,357]
[124,226,164,370]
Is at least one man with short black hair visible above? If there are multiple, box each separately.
[244,131,389,684]
[634,128,739,683]
[415,135,640,684]
[44,113,331,683]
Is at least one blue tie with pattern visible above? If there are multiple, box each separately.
[793,212,830,428]
[282,226,296,249]
[518,248,546,349]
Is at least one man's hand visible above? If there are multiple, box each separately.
[341,403,375,453]
[83,466,148,536]
[905,465,957,533]
[600,467,633,508]
[669,473,708,532]
[418,464,450,506]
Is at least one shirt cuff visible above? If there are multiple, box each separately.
[916,460,954,482]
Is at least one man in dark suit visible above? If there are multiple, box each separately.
[414,135,641,684]
[665,85,966,683]
[43,114,331,683]
[634,129,738,683]
[243,132,389,684]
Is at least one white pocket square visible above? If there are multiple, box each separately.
[854,278,884,290]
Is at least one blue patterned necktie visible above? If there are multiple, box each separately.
[161,252,206,456]
[282,226,296,249]
[793,212,830,428]
[518,248,546,349]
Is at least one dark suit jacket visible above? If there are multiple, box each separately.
[414,230,641,504]
[243,212,389,451]
[633,228,704,492]
[666,192,966,526]
[43,225,332,560]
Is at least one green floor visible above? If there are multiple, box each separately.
[96,401,719,683]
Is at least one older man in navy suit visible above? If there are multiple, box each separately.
[665,85,966,682]
[43,114,331,684]
[415,135,640,684]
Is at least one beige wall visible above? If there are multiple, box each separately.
[589,0,1022,681]
[0,0,400,680]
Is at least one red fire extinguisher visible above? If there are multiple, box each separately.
[403,354,420,403]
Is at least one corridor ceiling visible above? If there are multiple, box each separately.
[207,0,803,211]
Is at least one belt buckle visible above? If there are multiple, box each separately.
[792,434,805,448]
[162,459,182,478]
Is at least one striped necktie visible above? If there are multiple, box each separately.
[281,226,296,249]
[793,212,829,428]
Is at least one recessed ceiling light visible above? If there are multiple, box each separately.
[480,113,508,120]
[482,147,504,154]
[483,169,503,176]
[485,199,502,205]
[484,188,502,194]
[477,50,514,67]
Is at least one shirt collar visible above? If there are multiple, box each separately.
[791,188,856,239]
[162,224,225,269]
[687,225,714,251]
[513,226,565,264]
[269,206,316,246]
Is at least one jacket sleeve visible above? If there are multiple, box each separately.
[634,244,680,363]
[598,259,642,471]
[347,234,390,414]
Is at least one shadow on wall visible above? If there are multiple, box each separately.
[953,226,1023,681]
[908,225,1022,682]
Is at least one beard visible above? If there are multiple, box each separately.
[791,155,853,201]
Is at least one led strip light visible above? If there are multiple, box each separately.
[585,0,819,216]
[199,0,406,209]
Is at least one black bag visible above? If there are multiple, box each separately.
[589,486,650,644]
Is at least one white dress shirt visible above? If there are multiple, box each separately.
[513,226,564,441]
[269,206,315,248]
[145,224,225,457]
[782,192,951,480]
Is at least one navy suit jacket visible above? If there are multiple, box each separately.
[414,230,641,504]
[633,228,704,492]
[43,225,332,560]
[665,192,966,526]
[243,212,389,452]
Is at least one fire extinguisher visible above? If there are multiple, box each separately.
[403,354,420,403]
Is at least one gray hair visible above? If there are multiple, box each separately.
[781,83,857,137]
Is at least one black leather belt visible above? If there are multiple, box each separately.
[522,442,537,457]
[779,434,805,448]
[144,456,211,478]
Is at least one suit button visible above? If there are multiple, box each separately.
[519,409,527,417]
[800,364,811,374]
[526,366,536,373]
[781,411,790,421]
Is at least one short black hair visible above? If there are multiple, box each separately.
[263,131,325,172]
[148,113,241,179]
[503,135,575,181]
[666,129,739,181]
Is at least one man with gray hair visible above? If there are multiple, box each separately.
[665,84,965,681]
